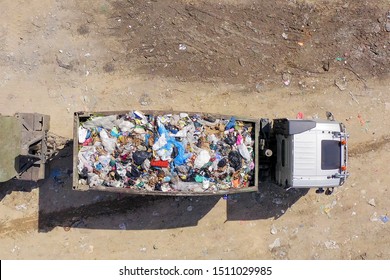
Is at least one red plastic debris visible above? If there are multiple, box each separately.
[296,112,304,119]
[150,160,169,168]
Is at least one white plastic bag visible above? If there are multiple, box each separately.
[157,147,172,161]
[238,143,251,162]
[78,127,88,143]
[98,155,111,167]
[194,150,211,169]
[99,130,116,154]
[153,134,167,150]
[116,120,134,132]
[83,115,117,130]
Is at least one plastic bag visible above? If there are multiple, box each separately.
[171,126,189,138]
[77,146,95,173]
[208,134,218,144]
[157,148,173,161]
[133,151,151,166]
[153,134,167,150]
[98,155,111,167]
[224,135,236,146]
[236,134,243,145]
[202,179,210,190]
[170,139,191,166]
[133,111,148,124]
[111,127,120,138]
[194,150,211,169]
[88,173,103,187]
[78,127,88,143]
[245,135,252,146]
[225,116,236,130]
[83,115,117,130]
[117,120,135,132]
[238,143,251,162]
[217,158,227,168]
[99,130,116,154]
[228,150,242,170]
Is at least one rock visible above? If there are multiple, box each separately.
[140,247,147,252]
[291,228,299,235]
[282,73,291,86]
[373,24,381,34]
[322,60,330,71]
[11,245,20,253]
[370,212,379,222]
[87,245,94,254]
[15,204,27,211]
[276,250,287,258]
[139,93,151,106]
[255,83,263,92]
[324,240,339,249]
[269,238,281,250]
[238,57,246,67]
[270,225,278,235]
[368,198,376,207]
[178,43,187,51]
[334,76,347,91]
[385,23,390,32]
[187,205,193,212]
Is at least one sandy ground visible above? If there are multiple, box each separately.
[0,0,390,259]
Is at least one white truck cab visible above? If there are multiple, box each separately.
[273,118,348,189]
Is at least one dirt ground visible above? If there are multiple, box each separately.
[1,0,390,260]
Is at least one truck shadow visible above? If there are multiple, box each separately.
[225,185,309,222]
[0,178,37,201]
[38,141,222,231]
[2,140,308,232]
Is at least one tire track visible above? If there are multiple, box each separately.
[0,215,38,237]
[349,135,390,157]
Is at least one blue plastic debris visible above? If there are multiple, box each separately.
[225,116,236,130]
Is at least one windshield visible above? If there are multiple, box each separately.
[321,140,341,170]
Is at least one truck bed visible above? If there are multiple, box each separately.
[73,110,259,196]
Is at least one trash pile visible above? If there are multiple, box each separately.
[77,111,255,193]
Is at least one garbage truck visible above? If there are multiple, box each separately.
[0,111,349,196]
